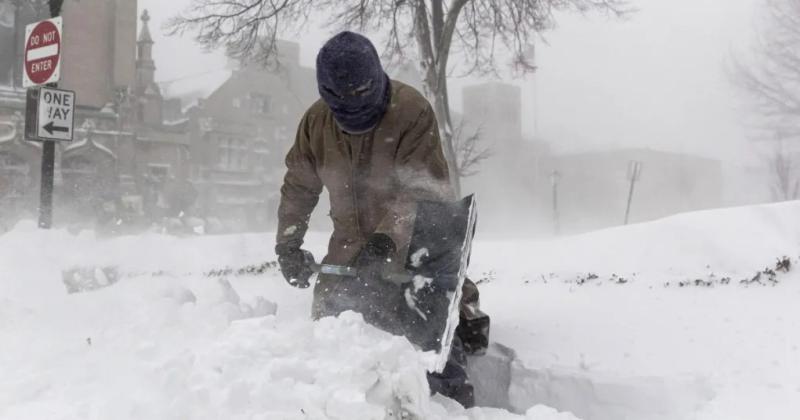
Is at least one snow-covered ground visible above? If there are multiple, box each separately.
[1,201,799,419]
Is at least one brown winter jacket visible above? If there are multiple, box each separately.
[277,80,477,318]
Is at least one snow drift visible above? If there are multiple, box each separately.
[2,201,800,419]
[0,222,570,420]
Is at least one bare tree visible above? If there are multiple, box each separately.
[450,121,490,178]
[733,0,800,199]
[769,138,800,201]
[169,0,629,194]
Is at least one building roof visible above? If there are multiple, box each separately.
[138,10,153,44]
[63,137,118,160]
[163,40,316,109]
[162,69,233,106]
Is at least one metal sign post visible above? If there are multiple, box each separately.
[23,5,64,229]
[624,160,643,225]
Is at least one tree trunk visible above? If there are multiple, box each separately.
[414,0,462,197]
[431,80,461,197]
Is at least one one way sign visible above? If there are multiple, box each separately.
[25,86,75,142]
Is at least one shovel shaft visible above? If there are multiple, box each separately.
[309,263,414,286]
[310,263,358,277]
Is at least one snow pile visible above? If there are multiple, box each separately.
[0,222,574,420]
[3,201,800,419]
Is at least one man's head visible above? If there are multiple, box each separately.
[316,31,391,134]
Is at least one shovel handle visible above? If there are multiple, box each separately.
[309,263,358,277]
[309,263,414,286]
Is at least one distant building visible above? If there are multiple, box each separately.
[60,0,138,108]
[126,9,192,221]
[185,41,318,231]
[0,2,191,231]
[457,81,727,235]
[459,81,548,235]
[0,0,324,233]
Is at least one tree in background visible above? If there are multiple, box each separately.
[451,121,490,178]
[169,0,628,195]
[733,0,800,201]
[769,136,799,201]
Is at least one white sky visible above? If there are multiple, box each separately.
[139,0,761,164]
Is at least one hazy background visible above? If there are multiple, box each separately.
[0,0,774,236]
[141,0,760,164]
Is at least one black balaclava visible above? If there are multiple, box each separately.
[316,31,391,134]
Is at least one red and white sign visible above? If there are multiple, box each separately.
[22,17,62,88]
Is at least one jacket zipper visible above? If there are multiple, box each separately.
[349,134,363,238]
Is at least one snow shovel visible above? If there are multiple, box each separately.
[310,195,477,372]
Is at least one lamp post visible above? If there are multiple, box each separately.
[624,160,642,225]
[550,169,561,235]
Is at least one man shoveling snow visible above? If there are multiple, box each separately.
[275,31,490,408]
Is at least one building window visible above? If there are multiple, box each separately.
[232,98,241,108]
[253,139,270,170]
[217,137,248,171]
[147,164,170,183]
[218,138,229,168]
[250,94,271,115]
[236,139,248,170]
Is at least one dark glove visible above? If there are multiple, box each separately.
[275,243,314,288]
[355,233,397,282]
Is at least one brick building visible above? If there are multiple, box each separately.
[0,1,190,232]
[0,0,320,233]
[185,41,317,231]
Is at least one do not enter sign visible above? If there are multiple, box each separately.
[23,17,62,88]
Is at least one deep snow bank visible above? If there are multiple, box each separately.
[469,201,800,420]
[472,200,800,285]
[0,221,575,420]
[2,201,800,420]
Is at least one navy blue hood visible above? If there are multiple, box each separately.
[316,31,391,134]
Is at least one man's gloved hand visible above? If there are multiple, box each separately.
[275,243,315,289]
[355,233,397,282]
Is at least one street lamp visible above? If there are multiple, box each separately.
[624,160,642,225]
[550,169,561,235]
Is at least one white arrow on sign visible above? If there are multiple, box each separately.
[36,87,75,141]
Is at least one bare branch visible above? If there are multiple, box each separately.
[768,139,800,201]
[733,0,800,141]
[732,0,800,202]
[451,120,491,178]
[169,0,630,186]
